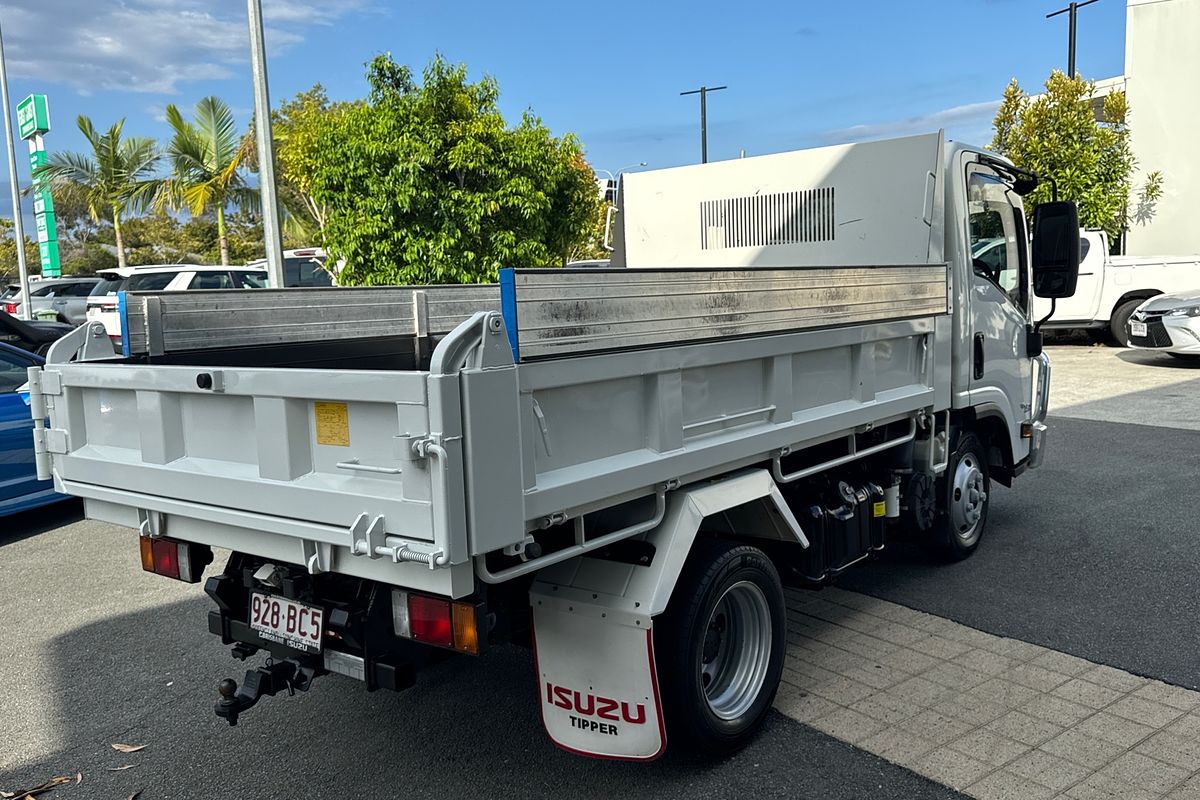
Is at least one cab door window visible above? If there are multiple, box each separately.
[967,172,1026,309]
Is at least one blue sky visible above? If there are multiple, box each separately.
[1,0,1128,224]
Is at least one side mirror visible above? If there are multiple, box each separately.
[1030,201,1080,299]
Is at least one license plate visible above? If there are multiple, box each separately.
[249,592,323,652]
[1130,321,1148,337]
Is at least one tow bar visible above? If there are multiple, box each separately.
[215,659,318,726]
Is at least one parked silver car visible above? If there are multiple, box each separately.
[1126,290,1200,361]
[3,277,101,324]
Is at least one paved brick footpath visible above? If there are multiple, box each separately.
[776,587,1200,800]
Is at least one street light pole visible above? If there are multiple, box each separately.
[246,0,285,288]
[0,18,31,319]
[680,85,726,164]
[1046,0,1100,79]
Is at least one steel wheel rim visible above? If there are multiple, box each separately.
[950,452,987,538]
[699,580,773,721]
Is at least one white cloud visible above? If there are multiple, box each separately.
[819,100,1002,145]
[1,0,368,95]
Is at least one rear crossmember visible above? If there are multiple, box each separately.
[204,556,429,725]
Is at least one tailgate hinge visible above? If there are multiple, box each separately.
[301,539,333,575]
[348,512,446,569]
[32,426,69,456]
[34,368,63,397]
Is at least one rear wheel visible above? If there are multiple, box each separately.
[932,431,989,561]
[655,540,785,757]
[1108,299,1144,346]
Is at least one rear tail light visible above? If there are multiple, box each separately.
[3,302,17,314]
[139,536,212,583]
[409,594,453,647]
[391,589,485,655]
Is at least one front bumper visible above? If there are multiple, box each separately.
[1128,314,1200,354]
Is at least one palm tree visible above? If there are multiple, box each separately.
[159,97,257,265]
[35,117,160,268]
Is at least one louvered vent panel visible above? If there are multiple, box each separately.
[700,187,835,250]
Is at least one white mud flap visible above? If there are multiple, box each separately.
[531,588,665,760]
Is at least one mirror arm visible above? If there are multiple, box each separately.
[1034,297,1057,332]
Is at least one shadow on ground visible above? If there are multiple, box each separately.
[0,500,83,547]
[1116,349,1200,370]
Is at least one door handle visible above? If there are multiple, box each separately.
[973,333,985,380]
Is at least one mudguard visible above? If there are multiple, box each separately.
[531,589,665,760]
[530,469,807,760]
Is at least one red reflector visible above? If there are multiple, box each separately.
[408,595,453,647]
[151,539,180,579]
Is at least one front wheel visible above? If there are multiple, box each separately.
[932,431,990,560]
[655,540,786,758]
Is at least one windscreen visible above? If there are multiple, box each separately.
[90,275,126,296]
[124,273,177,292]
[283,257,332,287]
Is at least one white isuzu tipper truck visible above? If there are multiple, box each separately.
[28,132,1080,760]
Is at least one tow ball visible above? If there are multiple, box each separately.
[215,660,316,726]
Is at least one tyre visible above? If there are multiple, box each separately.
[932,431,989,560]
[1108,299,1144,347]
[655,539,786,758]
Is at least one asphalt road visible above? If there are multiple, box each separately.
[840,347,1200,689]
[1,507,958,799]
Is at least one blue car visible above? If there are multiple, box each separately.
[0,342,66,516]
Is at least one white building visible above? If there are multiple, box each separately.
[1103,0,1200,256]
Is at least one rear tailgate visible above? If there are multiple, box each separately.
[31,360,472,594]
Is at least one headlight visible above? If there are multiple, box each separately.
[1166,305,1200,317]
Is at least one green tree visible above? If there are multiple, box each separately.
[0,217,40,281]
[34,116,160,268]
[990,71,1162,246]
[307,54,601,285]
[60,244,118,276]
[159,96,257,266]
[246,84,355,246]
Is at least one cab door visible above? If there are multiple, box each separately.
[964,165,1033,449]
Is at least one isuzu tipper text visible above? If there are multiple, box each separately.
[28,131,1081,760]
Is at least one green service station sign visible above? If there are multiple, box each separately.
[17,94,60,278]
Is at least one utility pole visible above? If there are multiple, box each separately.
[246,0,285,288]
[0,17,31,319]
[1046,0,1100,78]
[680,85,726,164]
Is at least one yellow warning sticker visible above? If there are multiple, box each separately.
[872,501,886,518]
[314,402,350,446]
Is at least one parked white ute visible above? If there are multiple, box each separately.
[1030,229,1200,344]
[1126,291,1200,360]
[86,264,268,352]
